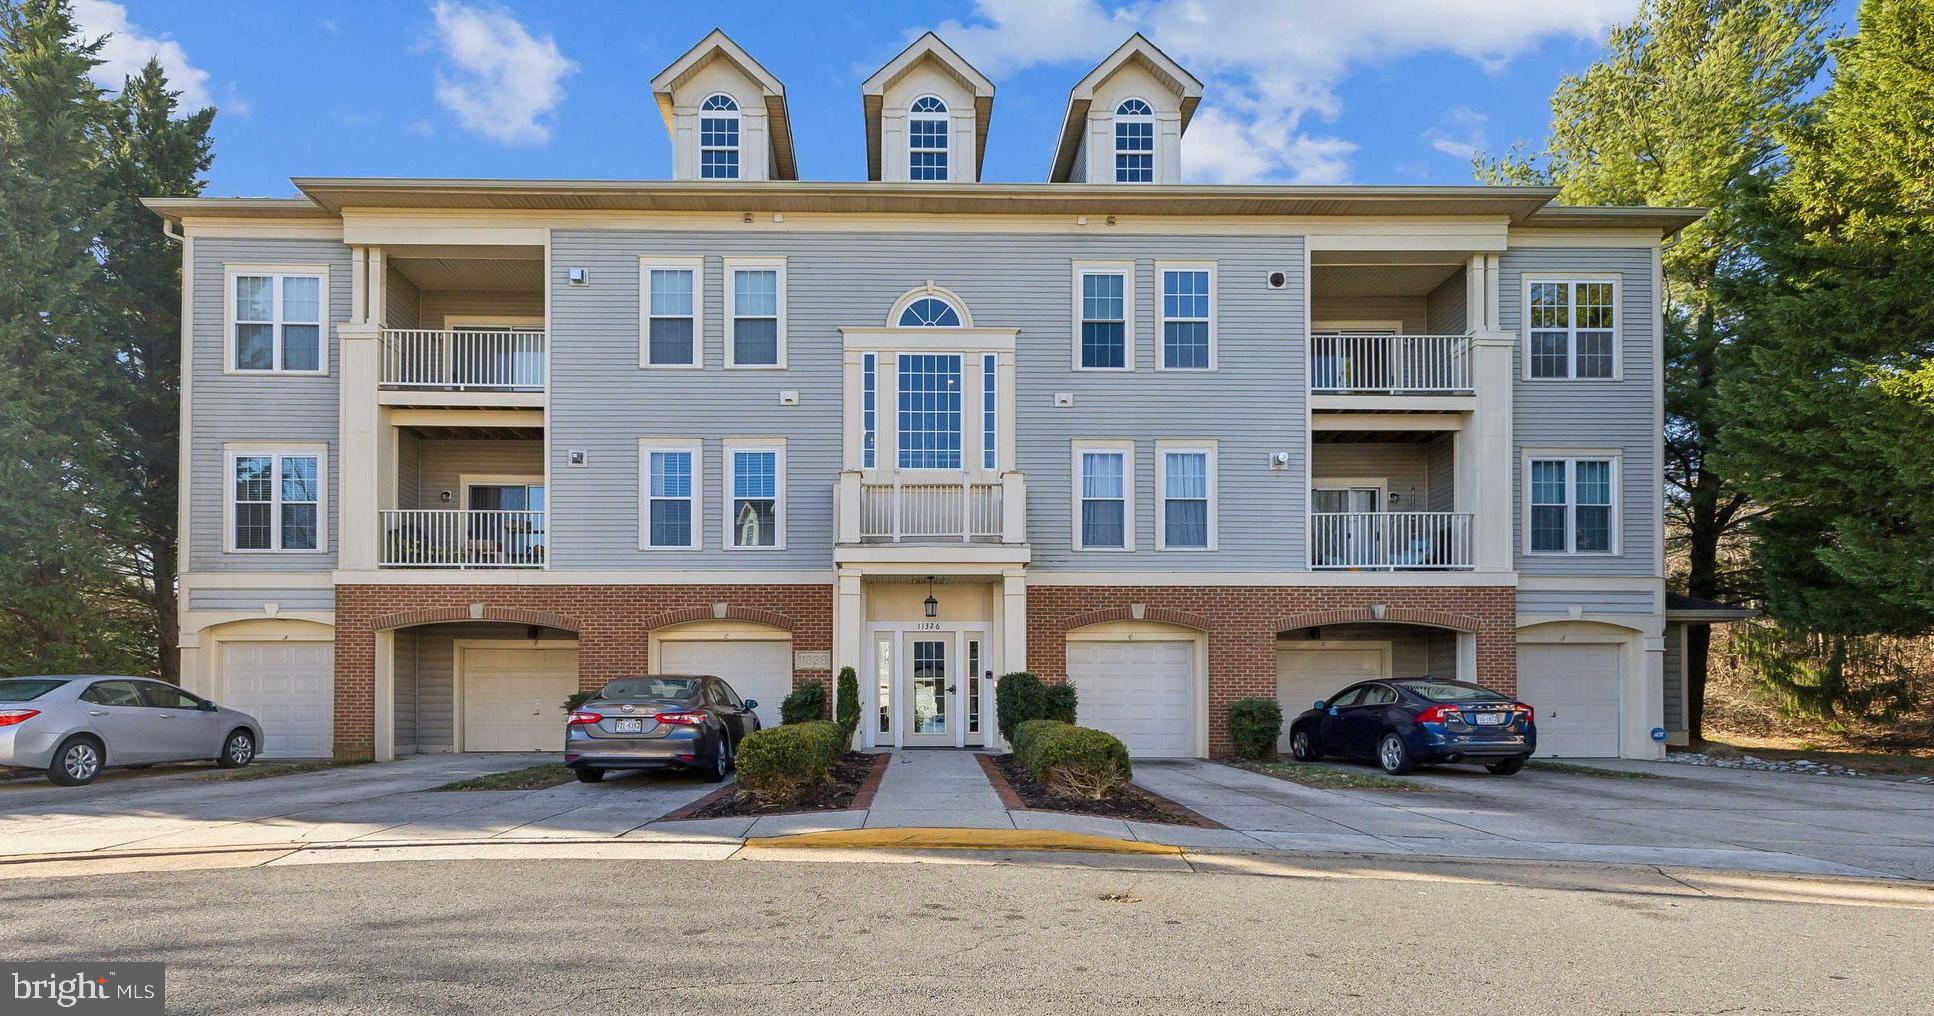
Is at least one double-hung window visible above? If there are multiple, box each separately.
[1527,279,1617,379]
[640,258,701,367]
[726,442,785,549]
[908,95,949,181]
[1159,263,1214,369]
[227,447,324,552]
[1074,443,1132,550]
[726,259,784,367]
[897,354,963,469]
[861,352,878,469]
[229,268,326,374]
[1074,262,1131,370]
[699,93,740,180]
[641,442,700,550]
[1158,444,1215,550]
[1114,98,1154,182]
[980,354,997,470]
[1527,455,1617,554]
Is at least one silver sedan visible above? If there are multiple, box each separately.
[0,676,265,786]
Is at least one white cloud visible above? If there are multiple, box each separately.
[427,1,577,145]
[71,0,211,108]
[1424,105,1488,161]
[929,0,1636,183]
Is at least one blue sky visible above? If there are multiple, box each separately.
[78,1,1855,197]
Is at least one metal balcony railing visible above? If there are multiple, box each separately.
[379,509,545,568]
[1309,333,1472,394]
[380,329,545,391]
[1309,511,1474,570]
[836,472,1026,544]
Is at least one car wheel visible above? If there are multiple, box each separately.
[1486,755,1527,776]
[1377,733,1415,775]
[702,733,731,783]
[1290,728,1319,762]
[216,730,255,769]
[48,736,104,787]
[573,766,605,784]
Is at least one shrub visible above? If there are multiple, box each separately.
[1228,698,1284,760]
[834,666,860,747]
[995,672,1047,741]
[562,691,594,713]
[1031,725,1132,799]
[779,682,827,725]
[736,720,844,800]
[1010,718,1069,773]
[1043,682,1078,725]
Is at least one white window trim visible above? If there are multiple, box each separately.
[698,93,742,181]
[1156,440,1218,551]
[907,94,950,182]
[222,443,328,554]
[639,257,705,369]
[1113,97,1155,184]
[891,351,971,475]
[1071,260,1136,371]
[1155,261,1217,371]
[1072,439,1136,552]
[639,439,703,551]
[223,264,330,376]
[1522,274,1622,382]
[722,439,787,552]
[724,256,787,369]
[1522,449,1622,556]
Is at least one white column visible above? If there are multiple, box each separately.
[373,629,396,763]
[339,247,383,572]
[1455,630,1478,683]
[1465,332,1515,572]
[1001,569,1027,674]
[834,570,865,747]
[1630,634,1667,759]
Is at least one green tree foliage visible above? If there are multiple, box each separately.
[1486,0,1833,737]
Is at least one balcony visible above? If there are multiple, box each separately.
[1309,333,1472,395]
[1309,511,1473,570]
[835,472,1027,559]
[380,329,546,392]
[379,509,546,568]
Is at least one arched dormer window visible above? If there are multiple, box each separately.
[898,296,962,327]
[909,95,949,181]
[699,93,741,179]
[1114,97,1154,183]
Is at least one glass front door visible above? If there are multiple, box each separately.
[903,635,952,746]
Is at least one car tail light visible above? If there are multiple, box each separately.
[0,709,39,727]
[654,711,708,727]
[1415,704,1463,724]
[566,711,603,726]
[1514,703,1535,724]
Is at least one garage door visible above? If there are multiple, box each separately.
[462,647,579,751]
[1275,647,1386,753]
[220,641,334,758]
[1517,644,1622,757]
[660,639,791,730]
[1066,639,1198,758]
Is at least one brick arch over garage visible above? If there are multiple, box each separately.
[638,605,797,632]
[1060,605,1212,632]
[1271,606,1480,634]
[372,605,582,632]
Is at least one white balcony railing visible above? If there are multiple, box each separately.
[380,509,545,568]
[1310,333,1472,394]
[380,329,546,391]
[1309,511,1473,570]
[837,472,1026,544]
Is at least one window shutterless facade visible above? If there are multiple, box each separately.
[1526,277,1618,379]
[699,93,741,180]
[725,258,785,367]
[639,257,702,368]
[1072,261,1133,370]
[1114,98,1154,183]
[1526,454,1618,554]
[1073,441,1134,550]
[640,441,701,550]
[896,353,963,469]
[725,441,785,550]
[908,95,949,181]
[225,446,325,553]
[226,266,327,374]
[1158,262,1215,369]
[1157,443,1216,550]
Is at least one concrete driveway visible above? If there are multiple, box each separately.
[1134,758,1934,879]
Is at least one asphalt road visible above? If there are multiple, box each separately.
[7,858,1929,1015]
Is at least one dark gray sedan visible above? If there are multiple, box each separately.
[0,676,264,785]
[564,675,760,784]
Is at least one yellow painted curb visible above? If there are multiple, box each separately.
[743,827,1183,855]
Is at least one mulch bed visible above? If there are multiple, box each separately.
[669,751,888,820]
[981,754,1223,829]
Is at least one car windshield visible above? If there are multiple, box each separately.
[1401,681,1509,703]
[598,677,702,702]
[0,678,69,701]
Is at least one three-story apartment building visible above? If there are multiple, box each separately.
[150,31,1703,762]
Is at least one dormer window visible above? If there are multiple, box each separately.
[898,296,962,327]
[1114,98,1154,183]
[699,93,741,179]
[909,95,949,181]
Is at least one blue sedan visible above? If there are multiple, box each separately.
[1287,678,1536,775]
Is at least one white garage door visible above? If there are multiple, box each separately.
[221,641,334,759]
[462,647,579,752]
[1066,639,1198,758]
[660,639,792,730]
[1275,648,1387,752]
[1518,644,1622,757]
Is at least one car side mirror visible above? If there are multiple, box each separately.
[1312,700,1325,711]
[199,701,219,711]
[742,698,758,711]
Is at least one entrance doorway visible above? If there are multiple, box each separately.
[871,625,992,748]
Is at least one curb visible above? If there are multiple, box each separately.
[742,827,1183,855]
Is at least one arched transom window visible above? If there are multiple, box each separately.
[898,296,962,327]
[700,93,741,180]
[1114,97,1154,183]
[909,95,949,181]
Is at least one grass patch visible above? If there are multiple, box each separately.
[1526,760,1663,780]
[198,759,368,782]
[1231,759,1428,791]
[431,763,578,792]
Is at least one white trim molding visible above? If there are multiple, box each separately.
[221,442,330,555]
[638,438,703,551]
[1071,438,1135,552]
[722,438,787,552]
[1521,272,1622,382]
[723,256,787,368]
[1155,260,1217,371]
[223,263,331,376]
[638,256,705,369]
[1071,260,1135,371]
[1522,448,1622,557]
[1155,439,1218,551]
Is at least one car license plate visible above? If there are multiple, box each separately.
[1474,712,1508,726]
[612,718,645,733]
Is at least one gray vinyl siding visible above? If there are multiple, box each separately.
[1516,587,1658,617]
[546,229,1308,571]
[393,628,419,753]
[1311,296,1426,333]
[1425,273,1466,334]
[1664,621,1685,732]
[1425,631,1458,679]
[394,623,573,753]
[1424,434,1455,512]
[410,439,543,506]
[1277,625,1456,678]
[188,237,349,572]
[185,586,335,612]
[383,266,419,328]
[396,431,422,510]
[1312,444,1429,506]
[1503,247,1660,576]
[418,290,544,326]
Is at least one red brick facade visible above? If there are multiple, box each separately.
[332,584,834,760]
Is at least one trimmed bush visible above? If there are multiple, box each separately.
[1228,698,1284,760]
[834,666,860,747]
[1010,718,1069,774]
[1031,725,1132,800]
[779,681,827,725]
[1042,682,1078,725]
[736,720,844,800]
[562,691,594,713]
[995,671,1047,741]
